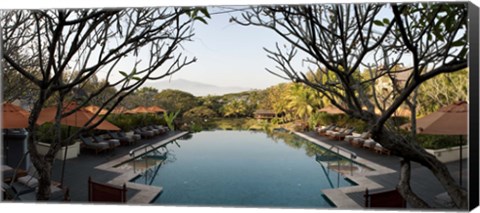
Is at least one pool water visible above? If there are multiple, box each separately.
[131,130,365,208]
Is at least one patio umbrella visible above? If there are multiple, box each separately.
[2,103,30,129]
[402,100,467,185]
[37,102,120,186]
[318,105,345,115]
[37,102,120,131]
[111,106,127,114]
[125,106,151,114]
[146,106,166,114]
[84,105,108,116]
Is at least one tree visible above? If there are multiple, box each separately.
[2,7,208,200]
[135,87,159,107]
[155,89,198,115]
[285,84,321,122]
[221,99,248,118]
[233,3,468,208]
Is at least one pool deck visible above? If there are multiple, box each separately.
[50,131,189,204]
[297,131,468,209]
[46,130,468,209]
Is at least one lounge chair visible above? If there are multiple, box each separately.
[330,128,355,140]
[88,176,127,203]
[134,128,154,139]
[317,125,336,136]
[2,165,22,183]
[364,188,406,208]
[92,135,120,149]
[119,131,141,142]
[107,131,135,146]
[325,127,345,138]
[79,135,110,154]
[374,143,391,155]
[2,175,70,201]
[362,139,377,150]
[345,131,370,143]
[142,126,160,136]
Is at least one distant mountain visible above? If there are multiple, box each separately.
[143,79,253,97]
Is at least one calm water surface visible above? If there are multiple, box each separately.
[131,130,360,208]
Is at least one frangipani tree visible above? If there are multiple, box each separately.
[2,7,209,200]
[233,3,468,208]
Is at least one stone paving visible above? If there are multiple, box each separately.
[301,131,469,209]
[49,131,188,203]
[17,129,468,209]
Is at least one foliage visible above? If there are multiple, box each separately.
[416,69,468,116]
[183,106,218,120]
[35,123,78,146]
[221,99,248,118]
[106,114,166,131]
[415,135,466,149]
[164,111,180,131]
[155,89,198,115]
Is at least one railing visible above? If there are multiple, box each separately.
[324,145,357,176]
[128,143,166,159]
[128,143,168,175]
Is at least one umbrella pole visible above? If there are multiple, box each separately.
[459,135,462,186]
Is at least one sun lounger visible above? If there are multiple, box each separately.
[317,125,336,136]
[88,176,127,203]
[325,127,344,137]
[142,126,160,136]
[362,139,377,150]
[330,128,355,140]
[374,143,391,155]
[107,131,135,146]
[2,175,70,201]
[345,131,370,143]
[92,135,120,149]
[79,135,110,154]
[134,128,154,139]
[120,131,141,142]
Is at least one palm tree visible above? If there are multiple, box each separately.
[286,84,320,122]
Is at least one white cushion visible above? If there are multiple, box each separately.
[18,175,39,188]
[1,165,13,172]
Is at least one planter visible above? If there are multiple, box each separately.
[36,141,81,160]
[426,145,468,163]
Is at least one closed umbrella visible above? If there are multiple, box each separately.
[402,101,467,185]
[2,103,30,129]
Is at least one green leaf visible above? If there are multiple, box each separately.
[383,18,390,25]
[373,20,384,27]
[200,7,210,19]
[132,76,141,81]
[451,40,465,47]
[194,16,208,24]
[119,71,128,77]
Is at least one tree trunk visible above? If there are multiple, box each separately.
[373,128,468,209]
[26,90,55,200]
[397,159,431,208]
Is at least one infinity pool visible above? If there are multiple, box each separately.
[130,130,369,208]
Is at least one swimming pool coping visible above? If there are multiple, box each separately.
[94,131,190,204]
[294,132,398,209]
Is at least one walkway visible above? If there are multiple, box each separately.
[50,131,188,203]
[302,131,468,209]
